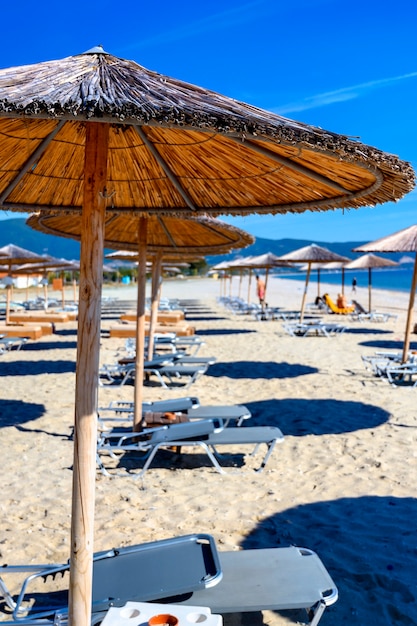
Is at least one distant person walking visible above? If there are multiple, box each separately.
[352,277,357,293]
[256,275,266,310]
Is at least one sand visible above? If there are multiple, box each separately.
[0,276,416,626]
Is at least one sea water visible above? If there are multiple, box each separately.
[279,266,415,294]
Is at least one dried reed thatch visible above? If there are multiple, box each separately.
[0,46,414,217]
[345,253,398,270]
[278,243,350,263]
[354,225,417,253]
[26,213,254,255]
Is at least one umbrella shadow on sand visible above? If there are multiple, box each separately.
[242,398,389,435]
[0,398,45,427]
[196,328,257,336]
[0,360,76,376]
[19,340,77,351]
[206,361,317,380]
[360,339,417,351]
[240,496,417,626]
[344,327,393,336]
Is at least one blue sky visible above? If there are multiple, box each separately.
[0,0,416,242]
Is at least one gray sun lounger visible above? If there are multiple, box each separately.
[174,546,338,626]
[101,398,251,428]
[0,537,337,626]
[97,420,283,477]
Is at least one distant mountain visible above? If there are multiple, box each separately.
[0,217,407,264]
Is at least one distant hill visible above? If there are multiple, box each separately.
[0,217,406,264]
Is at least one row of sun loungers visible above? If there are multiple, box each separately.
[362,350,417,387]
[283,321,347,337]
[0,533,337,626]
[0,296,339,626]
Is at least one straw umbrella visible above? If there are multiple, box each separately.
[27,212,253,426]
[0,47,414,626]
[344,253,398,312]
[278,244,351,321]
[0,244,47,321]
[354,225,417,362]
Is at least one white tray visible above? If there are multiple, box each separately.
[100,601,222,626]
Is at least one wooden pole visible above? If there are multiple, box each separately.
[5,283,11,324]
[317,268,321,298]
[401,254,417,363]
[148,253,163,360]
[238,269,243,299]
[61,271,66,309]
[247,268,252,304]
[368,268,372,312]
[342,268,345,295]
[300,264,311,322]
[133,217,148,428]
[69,121,109,626]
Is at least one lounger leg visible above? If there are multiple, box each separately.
[308,599,327,626]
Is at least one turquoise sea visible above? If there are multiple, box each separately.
[278,266,415,294]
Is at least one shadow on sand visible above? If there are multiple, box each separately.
[240,496,417,626]
[0,359,76,376]
[0,398,46,427]
[196,329,257,336]
[206,361,317,380]
[360,339,417,351]
[242,398,390,435]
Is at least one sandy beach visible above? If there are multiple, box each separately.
[1,275,416,626]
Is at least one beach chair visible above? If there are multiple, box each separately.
[385,362,417,387]
[351,300,397,323]
[0,536,337,626]
[100,398,252,429]
[0,534,221,623]
[96,419,284,477]
[323,293,355,314]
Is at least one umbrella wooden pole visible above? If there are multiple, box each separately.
[247,269,252,304]
[133,217,148,428]
[73,277,77,303]
[368,268,372,312]
[238,269,243,299]
[69,121,108,626]
[5,284,11,324]
[317,268,321,298]
[300,264,311,322]
[401,255,417,363]
[61,271,66,309]
[342,269,345,295]
[148,253,162,360]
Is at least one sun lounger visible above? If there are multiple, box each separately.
[0,324,44,340]
[283,322,346,337]
[0,536,337,626]
[0,534,221,622]
[96,419,283,476]
[100,398,251,428]
[385,362,417,387]
[0,336,28,352]
[351,300,397,322]
[323,293,355,314]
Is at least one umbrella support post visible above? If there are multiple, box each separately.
[133,217,148,428]
[148,254,162,361]
[402,255,417,363]
[300,264,311,323]
[69,122,108,626]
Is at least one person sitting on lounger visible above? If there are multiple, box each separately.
[337,293,349,309]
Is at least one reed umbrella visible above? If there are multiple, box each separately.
[27,212,253,426]
[0,46,414,626]
[0,244,48,321]
[278,244,351,321]
[344,253,398,312]
[354,225,417,362]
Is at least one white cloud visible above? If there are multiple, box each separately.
[274,72,417,114]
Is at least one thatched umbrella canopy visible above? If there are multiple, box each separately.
[27,212,253,426]
[278,244,351,321]
[0,46,414,626]
[354,225,417,362]
[344,253,398,312]
[0,244,48,321]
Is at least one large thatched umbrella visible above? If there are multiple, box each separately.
[344,253,398,312]
[0,46,414,626]
[354,225,417,362]
[0,244,48,321]
[278,244,351,321]
[27,212,253,426]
